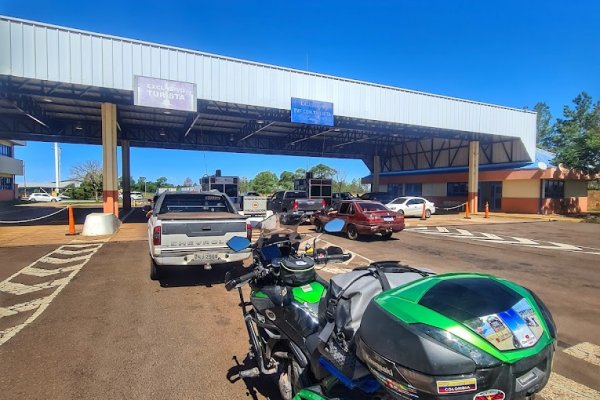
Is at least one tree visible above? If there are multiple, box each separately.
[278,171,295,190]
[183,177,194,187]
[250,171,279,194]
[309,163,337,178]
[552,92,600,174]
[71,160,102,201]
[155,176,168,188]
[294,168,306,179]
[534,102,553,150]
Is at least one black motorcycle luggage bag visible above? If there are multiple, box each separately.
[279,256,316,286]
[319,262,433,341]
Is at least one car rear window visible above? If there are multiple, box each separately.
[159,194,232,213]
[357,202,388,212]
[285,191,307,199]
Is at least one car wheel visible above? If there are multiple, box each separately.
[425,209,432,218]
[314,220,323,233]
[150,258,161,281]
[397,209,404,216]
[51,199,57,203]
[381,232,393,240]
[346,224,359,240]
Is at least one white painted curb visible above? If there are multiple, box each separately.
[82,213,120,236]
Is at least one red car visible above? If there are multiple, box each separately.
[313,200,404,240]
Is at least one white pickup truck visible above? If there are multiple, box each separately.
[147,191,251,280]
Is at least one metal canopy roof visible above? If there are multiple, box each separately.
[0,16,536,172]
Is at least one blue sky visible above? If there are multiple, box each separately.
[2,0,599,185]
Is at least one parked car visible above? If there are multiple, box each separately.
[130,191,144,200]
[268,190,326,215]
[146,191,251,280]
[331,192,355,207]
[313,199,404,240]
[359,192,396,204]
[385,196,436,218]
[28,192,61,202]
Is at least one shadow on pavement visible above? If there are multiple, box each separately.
[157,261,248,288]
[227,354,282,400]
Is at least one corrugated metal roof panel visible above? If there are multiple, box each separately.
[0,15,537,160]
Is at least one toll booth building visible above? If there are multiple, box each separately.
[0,16,593,214]
[0,140,24,201]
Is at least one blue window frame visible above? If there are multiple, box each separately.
[0,144,13,157]
[0,177,13,190]
[447,182,468,197]
[405,183,422,196]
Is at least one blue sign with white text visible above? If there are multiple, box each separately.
[291,97,334,126]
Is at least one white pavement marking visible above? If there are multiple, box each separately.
[455,229,473,236]
[436,227,450,233]
[0,241,104,346]
[0,277,71,295]
[563,342,600,367]
[20,264,83,277]
[0,297,48,318]
[480,232,503,240]
[540,372,599,399]
[545,242,582,251]
[40,253,94,264]
[511,237,539,245]
[53,247,98,255]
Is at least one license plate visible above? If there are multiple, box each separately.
[384,217,393,222]
[194,253,220,261]
[307,201,315,204]
[305,211,314,215]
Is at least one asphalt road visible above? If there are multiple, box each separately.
[0,219,598,399]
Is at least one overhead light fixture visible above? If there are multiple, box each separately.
[74,122,83,131]
[333,128,341,132]
[163,110,172,115]
[42,98,53,103]
[256,120,264,124]
[229,133,235,142]
[332,136,370,148]
[159,128,166,136]
[240,121,275,141]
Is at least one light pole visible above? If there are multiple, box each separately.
[140,176,147,196]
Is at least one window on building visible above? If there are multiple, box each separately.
[0,177,13,190]
[544,180,564,199]
[404,183,422,196]
[0,144,13,157]
[447,182,468,197]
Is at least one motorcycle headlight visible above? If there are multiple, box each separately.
[413,324,500,368]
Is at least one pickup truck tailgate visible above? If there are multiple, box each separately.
[297,198,324,212]
[158,212,246,250]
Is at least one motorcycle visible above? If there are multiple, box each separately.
[225,214,557,400]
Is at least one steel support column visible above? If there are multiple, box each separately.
[468,140,479,214]
[101,103,119,217]
[121,139,131,212]
[372,155,381,192]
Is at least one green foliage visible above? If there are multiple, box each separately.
[250,171,279,194]
[552,92,600,174]
[294,168,306,179]
[534,102,553,150]
[309,163,337,178]
[278,171,295,190]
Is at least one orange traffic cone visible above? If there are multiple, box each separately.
[484,202,490,219]
[66,205,77,236]
[464,201,471,219]
[420,202,427,220]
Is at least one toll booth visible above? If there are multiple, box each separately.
[293,173,333,205]
[201,170,240,203]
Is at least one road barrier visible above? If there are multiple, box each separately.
[0,207,67,224]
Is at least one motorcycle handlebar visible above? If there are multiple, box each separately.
[225,269,258,291]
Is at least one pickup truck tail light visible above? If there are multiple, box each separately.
[293,199,299,210]
[153,226,161,246]
[246,222,252,240]
[321,199,326,209]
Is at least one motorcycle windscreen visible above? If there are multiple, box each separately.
[419,278,543,350]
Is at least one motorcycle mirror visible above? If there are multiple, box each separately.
[324,218,345,233]
[226,236,251,252]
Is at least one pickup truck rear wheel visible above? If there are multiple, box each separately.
[150,258,161,281]
[346,224,359,240]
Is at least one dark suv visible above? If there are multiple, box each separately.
[359,192,395,204]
